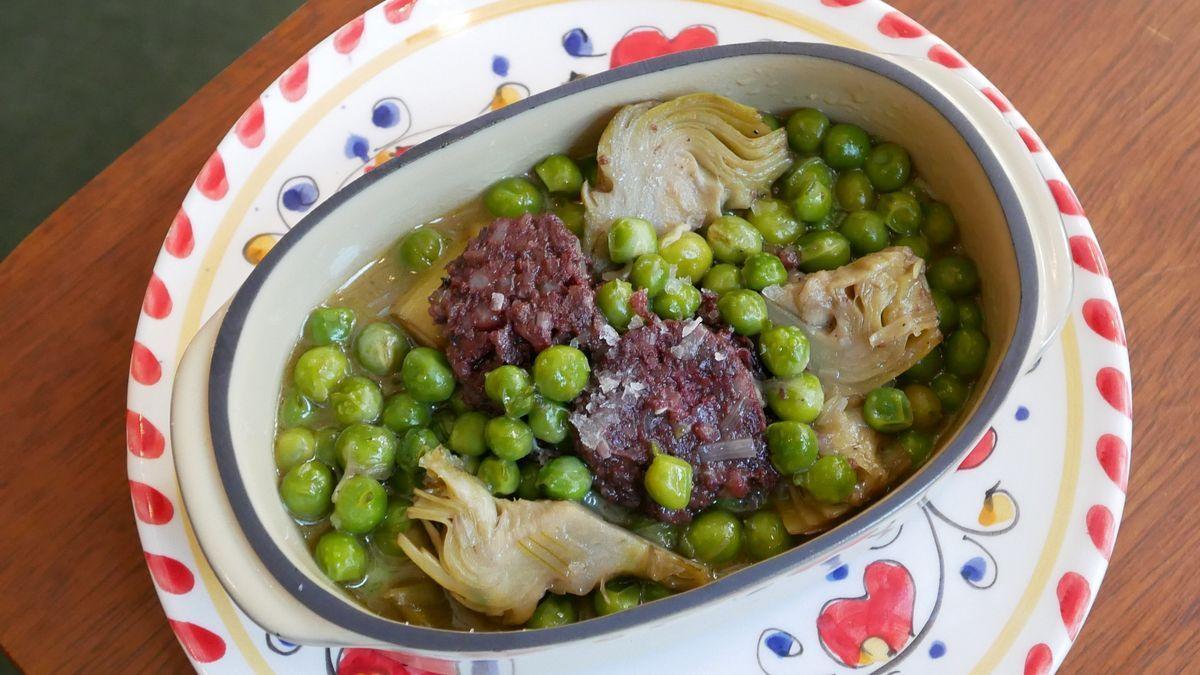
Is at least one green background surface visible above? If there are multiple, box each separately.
[0,0,304,261]
[0,1,302,669]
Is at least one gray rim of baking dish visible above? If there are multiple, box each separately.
[208,41,1038,651]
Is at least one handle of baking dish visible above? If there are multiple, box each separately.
[171,305,374,647]
[885,54,1074,371]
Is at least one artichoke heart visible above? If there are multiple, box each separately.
[582,93,790,259]
[766,247,942,395]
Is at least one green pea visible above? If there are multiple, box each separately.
[484,365,535,417]
[765,373,825,423]
[372,501,412,557]
[927,256,980,297]
[864,142,912,192]
[785,107,831,153]
[477,456,521,496]
[796,231,852,272]
[535,154,584,195]
[903,346,944,383]
[759,111,782,131]
[332,474,388,534]
[839,211,889,256]
[822,123,871,169]
[895,430,935,467]
[893,234,931,260]
[644,453,694,511]
[529,398,570,444]
[758,325,811,377]
[863,386,914,433]
[578,155,599,186]
[527,594,577,628]
[551,198,586,236]
[336,423,398,478]
[945,328,989,378]
[802,455,857,503]
[275,427,316,473]
[305,307,356,345]
[921,202,957,247]
[904,384,944,431]
[767,421,820,474]
[660,231,714,282]
[355,322,409,376]
[517,461,542,500]
[396,427,439,473]
[279,389,315,428]
[330,376,384,425]
[293,346,350,403]
[484,176,544,217]
[717,289,769,336]
[748,198,802,246]
[314,531,367,583]
[652,279,702,320]
[701,263,744,295]
[608,217,658,264]
[743,510,793,561]
[706,215,764,264]
[835,169,876,212]
[314,427,341,468]
[958,298,985,329]
[931,373,969,413]
[280,460,334,521]
[594,578,643,616]
[400,347,456,402]
[631,516,679,550]
[897,180,932,205]
[397,227,447,272]
[447,388,472,414]
[877,192,924,235]
[683,510,743,564]
[446,411,488,457]
[381,393,433,434]
[642,581,673,602]
[791,179,834,223]
[780,157,835,200]
[533,345,591,402]
[810,210,847,233]
[596,279,634,330]
[538,456,593,501]
[741,253,787,291]
[931,290,960,333]
[485,416,535,461]
[630,254,670,297]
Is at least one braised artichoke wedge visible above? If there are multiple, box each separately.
[764,247,941,394]
[582,93,790,259]
[397,448,711,624]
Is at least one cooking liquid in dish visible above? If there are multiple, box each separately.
[273,95,988,630]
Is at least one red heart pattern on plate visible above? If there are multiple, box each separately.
[130,481,174,525]
[164,208,194,258]
[146,552,196,594]
[194,151,228,201]
[609,25,718,69]
[1096,367,1131,417]
[126,410,164,458]
[1082,298,1125,345]
[130,341,162,385]
[927,44,965,68]
[169,620,226,663]
[817,560,915,667]
[384,0,417,23]
[143,274,172,319]
[1096,433,1129,492]
[280,56,310,102]
[1048,179,1085,215]
[1069,235,1108,277]
[1057,572,1091,640]
[877,11,925,38]
[1024,643,1053,675]
[235,98,265,149]
[1086,504,1115,560]
[958,427,997,470]
[335,16,366,54]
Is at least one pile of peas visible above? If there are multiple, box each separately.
[282,102,989,628]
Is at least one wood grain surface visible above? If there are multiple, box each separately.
[0,0,1193,672]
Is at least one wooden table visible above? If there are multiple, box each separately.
[0,0,1193,671]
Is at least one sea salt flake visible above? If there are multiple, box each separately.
[489,292,506,311]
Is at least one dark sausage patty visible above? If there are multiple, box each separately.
[429,213,609,405]
[572,317,779,523]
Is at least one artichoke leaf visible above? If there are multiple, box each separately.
[582,93,790,259]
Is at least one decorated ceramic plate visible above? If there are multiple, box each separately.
[126,0,1132,672]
